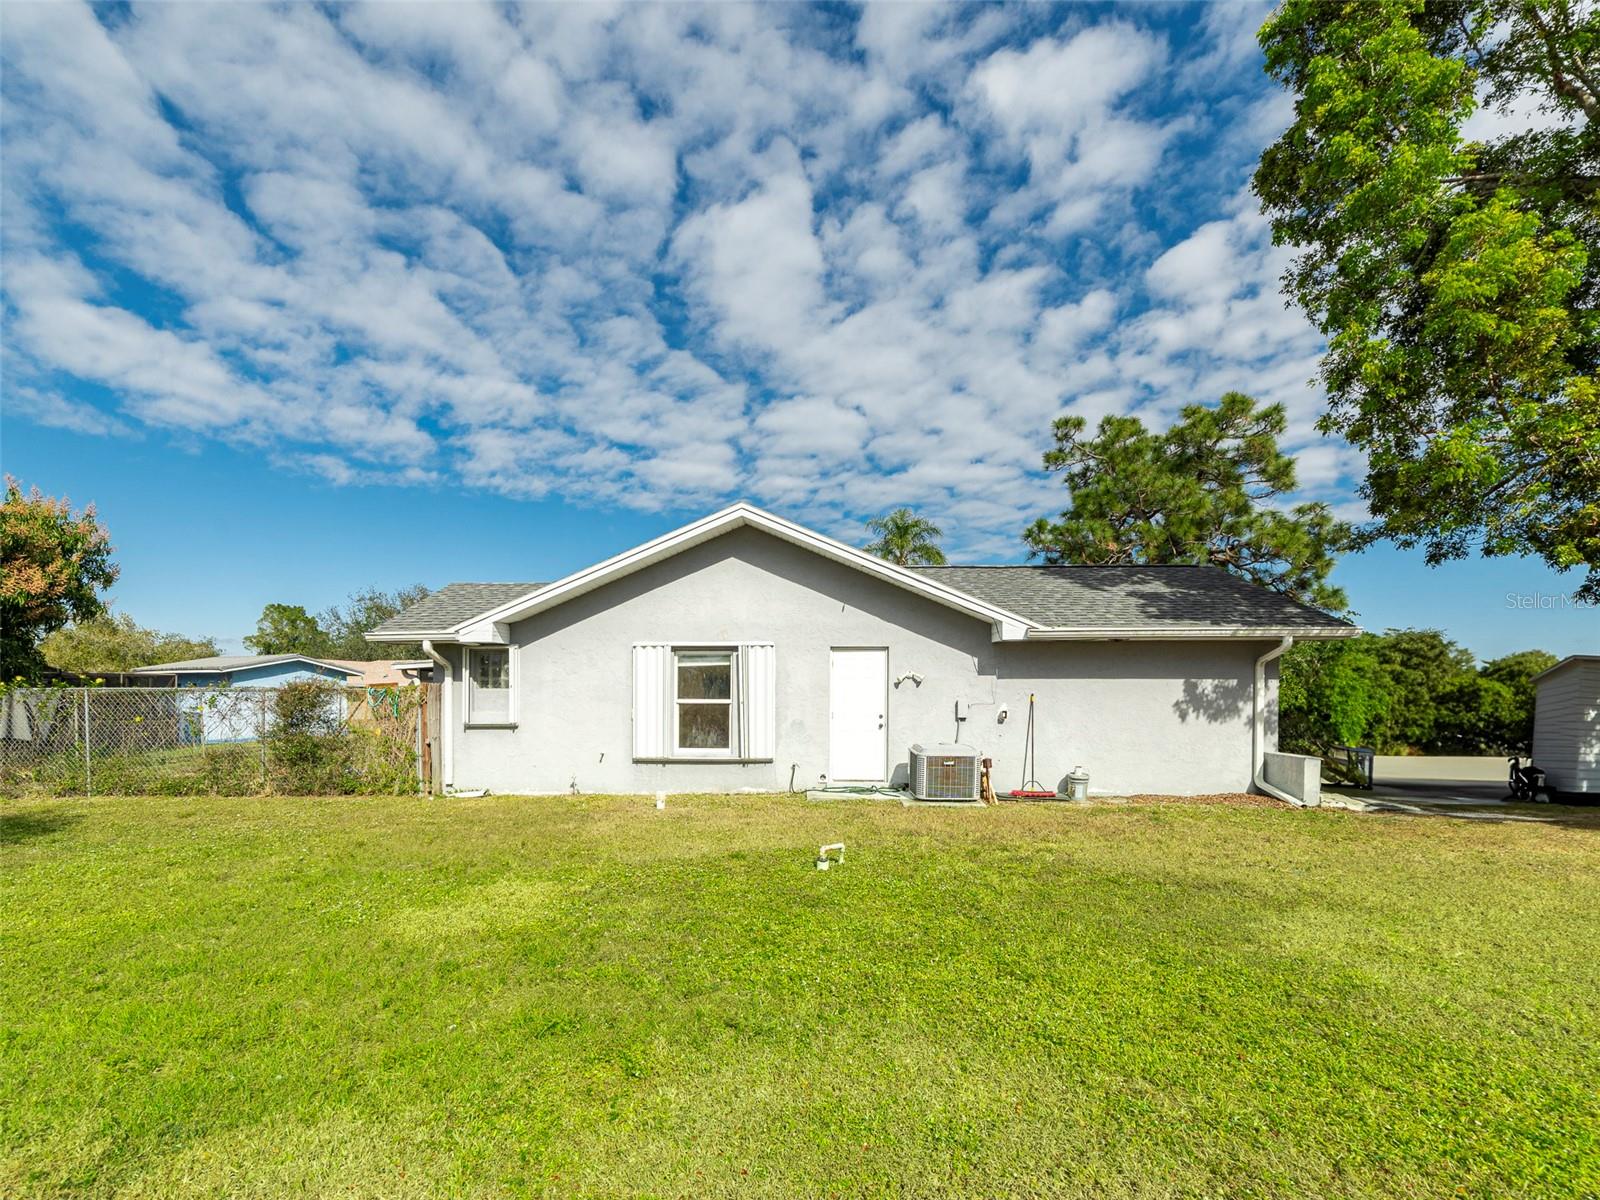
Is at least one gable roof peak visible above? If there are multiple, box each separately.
[365,503,1360,644]
[408,501,1035,643]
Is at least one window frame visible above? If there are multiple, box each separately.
[463,645,516,729]
[672,646,738,757]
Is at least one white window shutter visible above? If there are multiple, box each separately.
[739,643,776,760]
[632,644,673,759]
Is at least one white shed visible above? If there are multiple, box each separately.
[1532,655,1600,797]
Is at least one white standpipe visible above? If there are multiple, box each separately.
[1253,636,1299,805]
[422,639,453,794]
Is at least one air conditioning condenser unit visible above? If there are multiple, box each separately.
[909,742,980,801]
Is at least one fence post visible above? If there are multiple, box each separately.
[416,686,426,796]
[82,689,92,798]
[260,691,268,794]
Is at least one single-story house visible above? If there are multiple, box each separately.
[131,654,369,688]
[1532,655,1599,798]
[128,655,420,743]
[366,503,1357,798]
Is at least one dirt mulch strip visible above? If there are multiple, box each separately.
[1122,792,1295,810]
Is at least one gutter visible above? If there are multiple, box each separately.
[1024,626,1358,641]
[1252,636,1299,805]
[421,639,453,793]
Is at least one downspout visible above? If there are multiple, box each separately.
[1253,636,1299,805]
[422,639,453,794]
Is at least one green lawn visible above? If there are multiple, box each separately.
[3,794,1598,1198]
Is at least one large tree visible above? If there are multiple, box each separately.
[1279,631,1555,755]
[1024,392,1353,611]
[244,604,333,657]
[1371,628,1480,750]
[1431,672,1521,753]
[0,477,119,680]
[42,613,219,676]
[1480,647,1561,750]
[319,584,430,660]
[243,586,433,660]
[1278,635,1395,755]
[1429,647,1560,754]
[1255,0,1600,601]
[864,508,948,566]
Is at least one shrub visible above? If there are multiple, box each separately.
[266,681,350,794]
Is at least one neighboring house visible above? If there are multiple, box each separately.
[128,655,409,743]
[1532,655,1599,798]
[131,654,368,688]
[337,660,430,687]
[366,503,1357,798]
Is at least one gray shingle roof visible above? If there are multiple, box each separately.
[909,565,1353,632]
[366,583,544,636]
[374,566,1350,638]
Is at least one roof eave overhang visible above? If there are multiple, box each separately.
[1530,654,1600,684]
[445,502,1039,643]
[1023,625,1362,641]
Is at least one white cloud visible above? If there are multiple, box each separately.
[1036,289,1117,354]
[971,25,1163,147]
[1,1,1341,558]
[672,158,828,357]
[4,387,138,439]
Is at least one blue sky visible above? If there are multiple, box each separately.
[1,2,1592,661]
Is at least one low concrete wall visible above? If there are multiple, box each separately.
[1264,751,1322,807]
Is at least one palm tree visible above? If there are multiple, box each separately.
[864,507,947,566]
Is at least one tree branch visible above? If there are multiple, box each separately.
[1524,2,1599,122]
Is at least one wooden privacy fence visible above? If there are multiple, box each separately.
[0,684,433,798]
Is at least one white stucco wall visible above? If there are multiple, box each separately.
[442,527,1280,796]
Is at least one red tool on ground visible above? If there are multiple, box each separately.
[1008,693,1056,799]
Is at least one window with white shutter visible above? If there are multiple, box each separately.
[739,643,776,761]
[632,644,673,759]
[633,642,775,761]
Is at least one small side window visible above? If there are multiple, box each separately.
[466,648,512,725]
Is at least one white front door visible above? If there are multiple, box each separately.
[829,648,888,782]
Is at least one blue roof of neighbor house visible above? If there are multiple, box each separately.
[132,654,358,676]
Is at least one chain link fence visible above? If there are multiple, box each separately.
[0,684,426,798]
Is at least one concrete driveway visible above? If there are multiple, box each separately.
[1324,755,1599,824]
[1356,755,1512,805]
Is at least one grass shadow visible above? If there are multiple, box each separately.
[1,805,83,846]
[1369,800,1600,832]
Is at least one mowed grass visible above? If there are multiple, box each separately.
[3,795,1598,1198]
